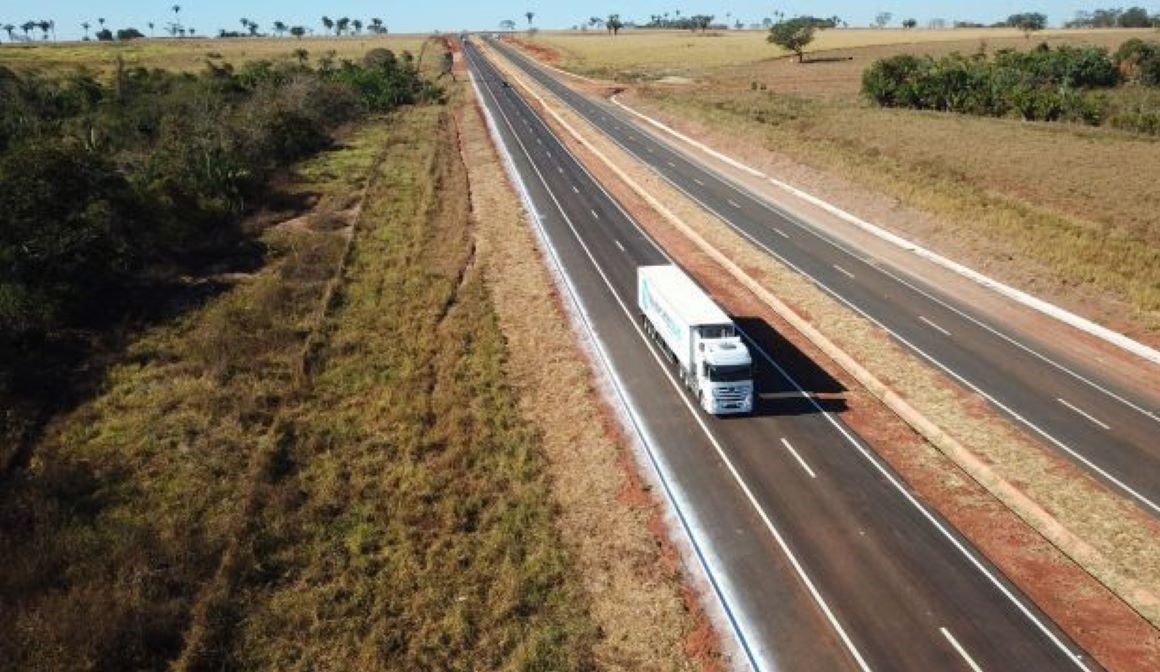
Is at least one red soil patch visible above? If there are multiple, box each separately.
[504,36,563,64]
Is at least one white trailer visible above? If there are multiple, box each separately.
[638,265,754,415]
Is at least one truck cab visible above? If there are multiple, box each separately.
[696,332,754,415]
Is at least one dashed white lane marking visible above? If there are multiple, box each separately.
[590,209,599,219]
[833,264,856,279]
[546,150,552,158]
[773,228,790,239]
[667,161,677,168]
[693,178,705,186]
[536,137,542,144]
[780,438,817,479]
[571,185,580,194]
[940,628,984,672]
[557,166,564,174]
[614,239,626,252]
[919,316,952,336]
[1058,398,1111,430]
[728,199,742,209]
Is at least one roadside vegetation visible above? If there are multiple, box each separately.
[0,37,613,666]
[863,40,1160,132]
[0,46,441,466]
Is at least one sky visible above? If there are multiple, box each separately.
[2,1,1152,41]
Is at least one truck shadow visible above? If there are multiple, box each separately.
[733,316,850,418]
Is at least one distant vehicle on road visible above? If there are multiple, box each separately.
[638,265,754,415]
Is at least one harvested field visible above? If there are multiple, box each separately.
[0,34,431,74]
[526,28,1150,79]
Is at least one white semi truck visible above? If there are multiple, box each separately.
[637,265,754,415]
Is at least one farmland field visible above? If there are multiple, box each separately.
[0,34,433,74]
[516,28,1160,336]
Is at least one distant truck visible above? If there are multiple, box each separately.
[638,265,754,415]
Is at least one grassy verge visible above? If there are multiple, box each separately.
[1,102,601,669]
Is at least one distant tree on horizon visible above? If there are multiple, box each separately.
[82,21,91,39]
[769,17,819,62]
[525,11,535,27]
[321,16,334,33]
[499,19,516,30]
[902,18,917,29]
[874,11,892,28]
[290,25,306,38]
[606,13,624,35]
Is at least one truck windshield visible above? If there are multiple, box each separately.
[699,325,734,339]
[708,364,751,382]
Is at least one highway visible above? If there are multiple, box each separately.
[484,38,1160,519]
[465,39,1097,672]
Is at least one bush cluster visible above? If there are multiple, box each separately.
[0,50,440,355]
[863,42,1160,131]
[861,44,1122,124]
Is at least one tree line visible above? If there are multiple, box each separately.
[0,11,393,43]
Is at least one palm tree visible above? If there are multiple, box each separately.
[525,11,535,26]
[48,19,55,41]
[3,24,16,42]
[37,20,50,41]
[321,15,333,33]
[273,20,286,37]
[148,21,154,36]
[82,21,91,39]
[351,19,362,34]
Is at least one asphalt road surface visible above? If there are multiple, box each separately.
[465,40,1098,672]
[485,38,1160,520]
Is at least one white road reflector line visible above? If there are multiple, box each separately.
[773,228,790,239]
[1057,398,1111,430]
[919,316,952,336]
[833,264,856,279]
[614,239,626,252]
[780,438,817,479]
[940,628,984,672]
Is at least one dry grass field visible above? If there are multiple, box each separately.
[0,34,432,74]
[518,28,1160,335]
[529,28,1150,78]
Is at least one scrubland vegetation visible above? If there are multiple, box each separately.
[863,40,1160,132]
[0,46,441,461]
[0,39,609,667]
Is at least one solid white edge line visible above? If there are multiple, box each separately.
[469,47,873,672]
[1057,398,1111,431]
[940,627,985,672]
[608,94,1160,369]
[780,438,817,479]
[483,47,1094,669]
[465,50,766,672]
[919,315,952,337]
